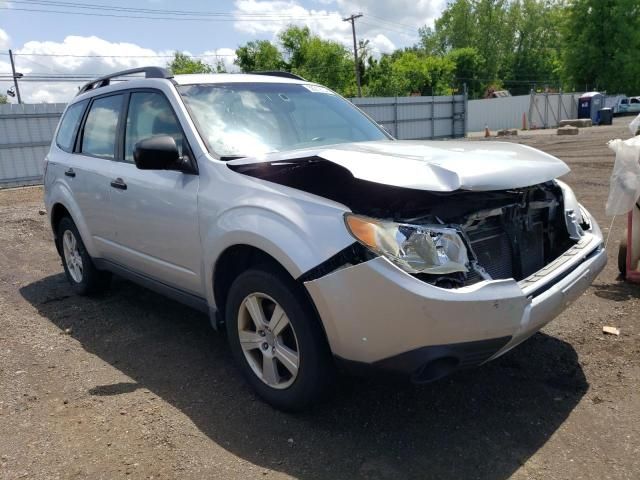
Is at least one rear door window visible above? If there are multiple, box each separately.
[81,94,124,159]
[56,100,87,152]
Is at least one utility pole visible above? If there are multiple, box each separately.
[343,13,363,97]
[8,50,22,104]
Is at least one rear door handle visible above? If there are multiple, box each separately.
[64,168,76,178]
[110,178,127,190]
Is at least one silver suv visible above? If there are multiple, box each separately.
[44,67,606,410]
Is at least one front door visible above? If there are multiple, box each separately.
[107,90,203,296]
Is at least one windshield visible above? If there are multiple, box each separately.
[177,83,389,158]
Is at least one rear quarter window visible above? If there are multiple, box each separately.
[56,100,88,152]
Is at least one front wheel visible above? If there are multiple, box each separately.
[58,217,111,295]
[226,267,334,411]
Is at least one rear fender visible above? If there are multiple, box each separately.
[46,178,98,257]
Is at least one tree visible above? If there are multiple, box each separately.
[446,47,483,97]
[506,0,562,94]
[420,0,475,55]
[0,94,8,104]
[277,25,354,95]
[419,0,565,97]
[167,52,213,74]
[214,59,227,73]
[561,0,640,93]
[235,40,284,72]
[363,51,454,97]
[293,36,354,94]
[363,55,403,96]
[279,25,312,70]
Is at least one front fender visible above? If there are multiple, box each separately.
[203,204,354,308]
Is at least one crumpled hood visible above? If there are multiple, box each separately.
[227,140,570,192]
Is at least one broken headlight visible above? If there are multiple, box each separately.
[344,214,469,274]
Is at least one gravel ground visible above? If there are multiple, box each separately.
[1,119,639,480]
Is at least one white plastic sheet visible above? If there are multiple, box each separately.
[630,113,640,136]
[606,136,640,216]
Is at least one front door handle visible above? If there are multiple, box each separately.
[110,178,127,190]
[64,168,76,178]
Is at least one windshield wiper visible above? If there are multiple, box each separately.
[219,155,246,161]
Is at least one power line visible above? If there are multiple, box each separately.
[11,0,334,18]
[367,14,418,31]
[359,20,417,37]
[0,5,333,21]
[10,52,236,58]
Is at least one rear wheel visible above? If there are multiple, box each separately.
[226,267,334,411]
[58,217,111,295]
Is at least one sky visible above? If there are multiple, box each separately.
[0,0,447,103]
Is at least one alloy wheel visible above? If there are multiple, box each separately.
[62,230,83,283]
[237,293,300,389]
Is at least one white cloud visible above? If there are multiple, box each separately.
[0,35,237,103]
[335,0,446,31]
[232,0,447,57]
[233,0,348,40]
[369,34,395,55]
[0,28,9,49]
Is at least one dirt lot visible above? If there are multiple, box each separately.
[1,118,639,480]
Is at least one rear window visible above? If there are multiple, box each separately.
[56,100,87,152]
[81,94,124,160]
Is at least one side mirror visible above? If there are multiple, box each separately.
[133,135,186,171]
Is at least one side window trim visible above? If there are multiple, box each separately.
[116,91,131,162]
[75,92,126,160]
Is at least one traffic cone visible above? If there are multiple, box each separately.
[484,125,490,137]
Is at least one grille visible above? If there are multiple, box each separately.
[466,216,545,281]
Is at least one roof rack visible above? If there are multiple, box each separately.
[77,67,173,96]
[251,71,306,81]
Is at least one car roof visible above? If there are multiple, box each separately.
[173,73,308,86]
[70,72,313,104]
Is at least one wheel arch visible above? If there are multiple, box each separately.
[46,182,98,258]
[50,203,72,254]
[211,244,333,352]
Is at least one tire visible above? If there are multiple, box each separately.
[57,216,111,295]
[618,228,628,276]
[225,267,334,411]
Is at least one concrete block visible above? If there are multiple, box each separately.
[559,119,592,128]
[557,125,579,135]
[497,129,518,137]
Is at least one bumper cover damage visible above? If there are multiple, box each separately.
[304,231,606,380]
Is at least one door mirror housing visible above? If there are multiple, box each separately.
[134,135,190,172]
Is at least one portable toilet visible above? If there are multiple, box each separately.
[578,92,604,123]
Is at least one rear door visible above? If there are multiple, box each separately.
[60,93,125,258]
[106,90,202,295]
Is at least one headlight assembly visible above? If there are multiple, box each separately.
[344,213,469,274]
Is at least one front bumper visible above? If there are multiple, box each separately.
[304,225,606,379]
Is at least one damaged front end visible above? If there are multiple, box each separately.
[342,182,579,289]
[229,157,584,288]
